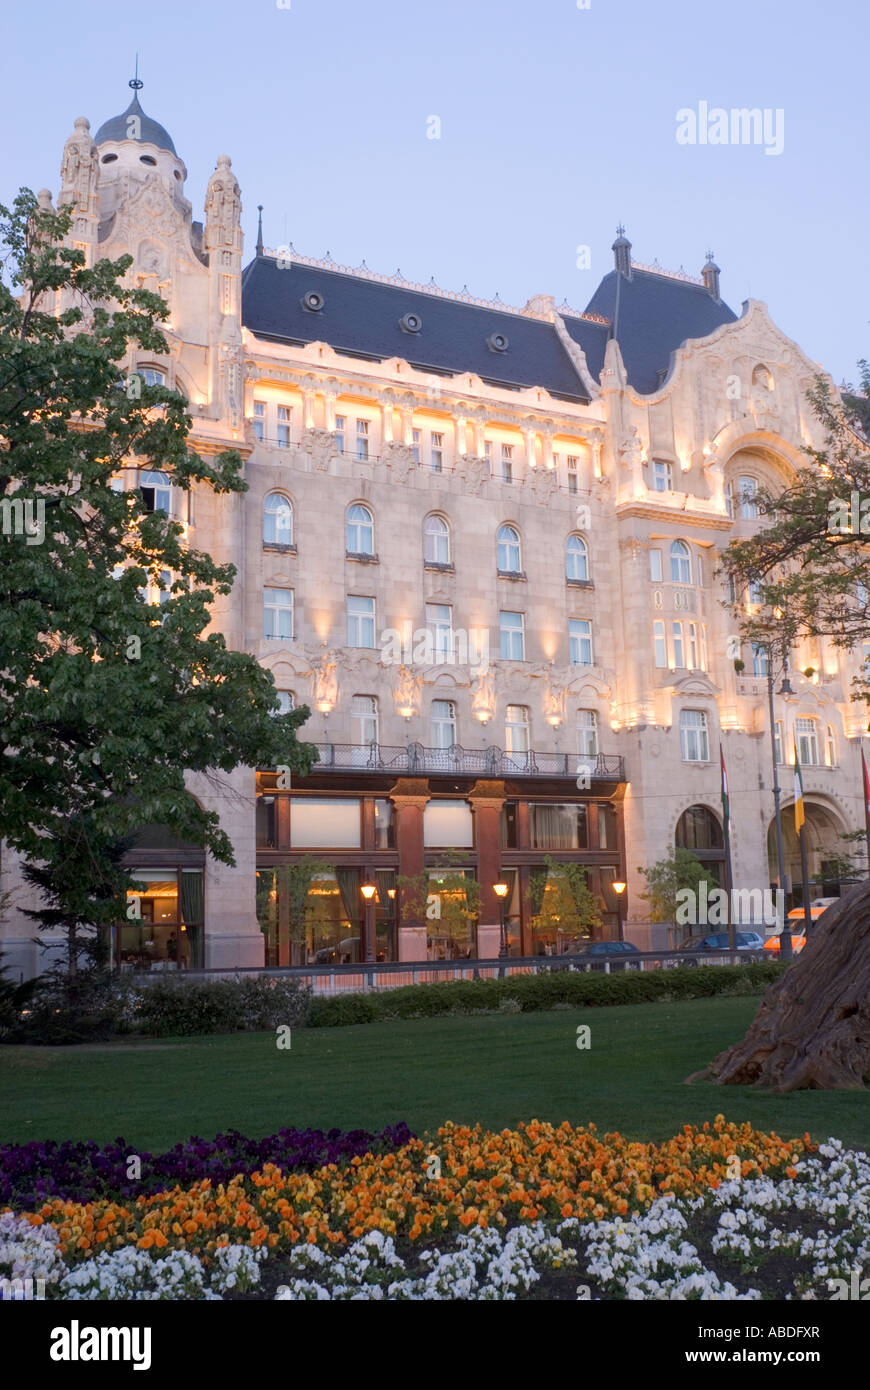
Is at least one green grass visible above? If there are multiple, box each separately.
[1,996,868,1151]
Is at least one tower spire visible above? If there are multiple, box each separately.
[256,205,264,257]
[129,54,143,92]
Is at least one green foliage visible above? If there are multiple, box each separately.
[398,860,480,930]
[638,848,719,924]
[0,190,316,876]
[530,857,602,940]
[130,976,311,1038]
[718,359,870,694]
[305,961,787,1028]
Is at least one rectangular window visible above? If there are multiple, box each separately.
[672,621,684,669]
[289,798,361,849]
[426,603,453,661]
[253,400,265,443]
[796,717,819,766]
[263,587,293,640]
[373,799,395,849]
[423,799,473,848]
[431,431,444,472]
[653,459,673,492]
[351,695,378,746]
[752,643,769,676]
[335,414,346,452]
[501,443,513,484]
[356,419,370,460]
[649,549,663,583]
[577,710,598,756]
[347,595,376,648]
[277,405,291,449]
[653,620,667,668]
[569,618,593,666]
[567,455,579,494]
[700,624,708,672]
[680,710,709,763]
[500,610,525,661]
[687,622,698,670]
[740,477,758,519]
[774,719,784,766]
[505,705,530,755]
[430,699,457,749]
[411,429,421,464]
[530,804,589,850]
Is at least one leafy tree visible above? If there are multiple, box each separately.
[530,857,602,942]
[0,890,40,1039]
[718,361,870,696]
[638,848,718,926]
[0,192,315,924]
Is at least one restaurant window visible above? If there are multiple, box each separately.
[373,799,395,849]
[290,797,361,848]
[530,803,588,849]
[256,794,276,848]
[597,803,617,850]
[501,803,518,848]
[423,799,473,848]
[426,868,476,960]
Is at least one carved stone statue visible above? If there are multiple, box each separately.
[59,117,97,211]
[457,454,490,497]
[619,426,644,469]
[205,156,241,245]
[311,649,339,712]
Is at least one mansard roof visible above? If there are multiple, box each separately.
[241,254,609,403]
[581,267,738,394]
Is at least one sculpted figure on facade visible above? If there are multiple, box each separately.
[205,156,241,247]
[59,118,98,211]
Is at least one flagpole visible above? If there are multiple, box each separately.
[798,820,812,937]
[720,744,736,961]
[862,746,870,879]
[794,737,812,940]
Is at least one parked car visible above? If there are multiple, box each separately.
[679,932,766,953]
[576,941,642,971]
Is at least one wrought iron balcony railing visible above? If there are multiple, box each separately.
[306,742,625,781]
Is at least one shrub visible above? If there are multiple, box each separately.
[133,975,311,1038]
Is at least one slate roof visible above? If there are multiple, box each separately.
[94,95,177,155]
[241,256,609,403]
[581,268,738,394]
[241,252,738,399]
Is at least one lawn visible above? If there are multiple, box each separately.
[1,996,867,1151]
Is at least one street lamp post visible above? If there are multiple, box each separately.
[612,880,626,943]
[493,882,509,977]
[361,882,377,963]
[765,650,793,959]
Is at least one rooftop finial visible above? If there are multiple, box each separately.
[612,224,632,276]
[129,54,143,92]
[256,204,264,257]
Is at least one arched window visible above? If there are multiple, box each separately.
[263,493,293,546]
[430,699,457,749]
[751,643,769,676]
[346,503,374,556]
[565,534,589,582]
[274,690,294,715]
[497,524,522,573]
[423,514,450,565]
[670,540,692,584]
[739,476,759,519]
[675,805,723,851]
[139,470,171,514]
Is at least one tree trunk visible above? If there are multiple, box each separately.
[688,882,870,1092]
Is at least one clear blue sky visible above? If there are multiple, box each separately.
[3,0,865,384]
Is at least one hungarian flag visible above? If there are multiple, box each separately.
[793,738,805,835]
[719,744,730,829]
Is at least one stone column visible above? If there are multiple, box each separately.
[455,416,468,457]
[391,779,430,960]
[469,780,506,959]
[588,428,604,480]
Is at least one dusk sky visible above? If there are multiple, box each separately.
[3,0,865,385]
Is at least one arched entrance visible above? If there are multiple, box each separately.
[767,800,852,905]
[675,804,725,885]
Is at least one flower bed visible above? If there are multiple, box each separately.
[9,1118,808,1262]
[0,1124,413,1208]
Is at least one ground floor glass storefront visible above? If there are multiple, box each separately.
[118,867,205,970]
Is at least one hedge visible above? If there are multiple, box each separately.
[305,961,787,1028]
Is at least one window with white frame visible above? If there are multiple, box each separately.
[430,431,444,472]
[653,620,667,668]
[569,618,593,666]
[275,690,294,715]
[565,534,589,582]
[277,405,292,449]
[687,622,699,670]
[347,595,376,648]
[346,503,374,556]
[577,709,598,757]
[774,719,784,766]
[700,624,708,672]
[505,704,530,754]
[253,400,265,443]
[670,540,692,584]
[356,419,370,460]
[351,695,378,746]
[567,455,579,494]
[653,459,673,492]
[335,414,346,452]
[426,603,453,662]
[423,514,450,565]
[501,443,514,483]
[672,621,684,668]
[430,699,456,749]
[500,610,525,660]
[739,476,759,519]
[826,723,837,767]
[795,717,819,766]
[752,643,769,676]
[748,577,764,605]
[497,524,522,573]
[724,480,734,518]
[263,587,293,640]
[680,709,709,763]
[140,368,166,388]
[649,549,663,582]
[140,469,172,514]
[263,493,293,546]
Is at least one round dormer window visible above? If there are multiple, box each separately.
[174,170,182,181]
[101,154,118,164]
[139,155,157,167]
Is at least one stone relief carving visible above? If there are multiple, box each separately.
[303,429,340,472]
[456,454,490,496]
[527,465,558,503]
[382,442,417,484]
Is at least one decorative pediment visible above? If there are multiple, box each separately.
[671,673,720,697]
